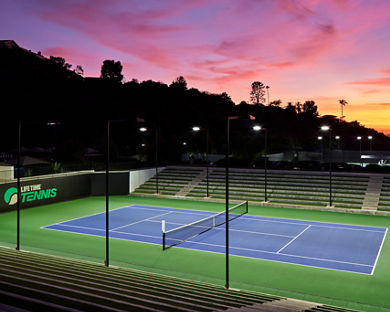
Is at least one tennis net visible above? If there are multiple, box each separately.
[162,201,248,250]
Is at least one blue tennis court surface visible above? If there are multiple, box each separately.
[43,205,387,274]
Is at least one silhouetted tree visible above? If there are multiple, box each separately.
[170,76,187,90]
[101,60,123,83]
[250,81,266,105]
[74,65,84,76]
[269,99,282,106]
[302,100,318,116]
[285,102,296,114]
[339,99,348,119]
[295,101,302,113]
[49,56,72,69]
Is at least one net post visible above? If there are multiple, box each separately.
[162,220,166,250]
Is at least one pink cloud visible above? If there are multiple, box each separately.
[347,77,390,87]
[19,0,390,135]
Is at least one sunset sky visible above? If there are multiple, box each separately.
[1,0,389,134]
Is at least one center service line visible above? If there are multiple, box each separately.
[276,225,312,254]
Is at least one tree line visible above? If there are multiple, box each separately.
[0,41,388,169]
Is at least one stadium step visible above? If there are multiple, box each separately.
[362,175,384,211]
[225,299,339,311]
[131,166,387,212]
[175,168,213,197]
[0,247,360,312]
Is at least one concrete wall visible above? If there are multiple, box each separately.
[129,167,165,193]
[0,165,14,182]
[0,170,131,212]
[91,171,130,196]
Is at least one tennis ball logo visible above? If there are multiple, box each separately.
[4,187,18,205]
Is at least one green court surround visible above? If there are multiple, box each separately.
[0,195,389,312]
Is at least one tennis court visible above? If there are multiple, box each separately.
[43,204,387,275]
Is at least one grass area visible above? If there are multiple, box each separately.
[0,195,389,312]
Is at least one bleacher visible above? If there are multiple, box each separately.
[133,167,371,210]
[378,176,390,211]
[135,167,204,196]
[0,246,358,312]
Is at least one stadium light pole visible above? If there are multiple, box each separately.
[266,85,270,105]
[16,120,21,251]
[318,136,323,163]
[335,136,340,149]
[357,136,362,166]
[105,119,110,267]
[253,125,268,203]
[225,116,239,289]
[139,126,159,194]
[193,126,209,197]
[368,136,373,151]
[321,126,333,207]
[155,128,159,194]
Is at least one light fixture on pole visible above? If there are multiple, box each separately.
[253,125,268,203]
[368,136,373,151]
[335,136,340,149]
[318,136,323,162]
[266,86,270,105]
[139,126,159,193]
[192,126,210,197]
[357,136,362,166]
[321,125,333,208]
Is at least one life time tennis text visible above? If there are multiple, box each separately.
[20,184,57,202]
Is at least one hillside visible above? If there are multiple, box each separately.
[0,40,389,166]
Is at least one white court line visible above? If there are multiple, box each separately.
[41,204,384,274]
[276,225,311,254]
[147,219,295,238]
[43,204,386,234]
[41,205,210,229]
[44,220,374,270]
[49,222,373,269]
[168,237,373,268]
[111,211,173,231]
[238,216,386,233]
[371,227,388,275]
[42,226,371,275]
[50,223,104,231]
[135,205,386,233]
